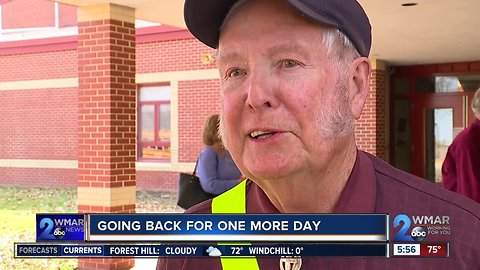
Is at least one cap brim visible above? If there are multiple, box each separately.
[285,0,338,27]
[184,0,370,56]
[184,0,239,48]
[184,0,338,49]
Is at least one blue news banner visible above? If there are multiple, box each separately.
[35,213,387,242]
[86,214,388,242]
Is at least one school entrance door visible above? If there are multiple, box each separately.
[391,72,479,183]
[411,94,464,182]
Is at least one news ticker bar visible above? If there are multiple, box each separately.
[15,243,388,258]
[15,243,449,258]
[36,213,388,242]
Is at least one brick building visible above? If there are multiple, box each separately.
[0,0,221,192]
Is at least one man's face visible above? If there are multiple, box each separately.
[217,0,354,181]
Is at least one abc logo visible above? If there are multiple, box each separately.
[53,227,66,239]
[410,226,427,242]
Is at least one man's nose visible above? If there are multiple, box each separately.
[245,72,278,110]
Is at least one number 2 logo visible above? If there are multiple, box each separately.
[39,218,56,240]
[393,214,413,241]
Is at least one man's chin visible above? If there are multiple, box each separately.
[246,165,293,182]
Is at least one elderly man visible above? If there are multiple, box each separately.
[442,88,480,203]
[158,0,480,269]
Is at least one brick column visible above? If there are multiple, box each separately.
[77,3,136,270]
[356,59,387,160]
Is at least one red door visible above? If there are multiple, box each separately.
[411,93,465,182]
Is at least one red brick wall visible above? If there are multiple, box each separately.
[373,70,387,160]
[0,86,77,187]
[0,50,77,81]
[178,80,221,163]
[0,87,77,160]
[137,38,216,73]
[78,258,133,270]
[2,0,54,29]
[356,69,386,160]
[137,171,178,191]
[0,168,77,187]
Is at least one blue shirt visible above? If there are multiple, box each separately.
[197,147,242,195]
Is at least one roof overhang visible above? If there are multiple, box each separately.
[56,0,480,66]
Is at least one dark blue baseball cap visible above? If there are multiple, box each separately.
[184,0,372,57]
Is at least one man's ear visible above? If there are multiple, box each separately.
[349,57,371,119]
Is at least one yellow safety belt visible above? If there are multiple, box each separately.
[212,180,260,270]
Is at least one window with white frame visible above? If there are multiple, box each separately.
[138,85,171,161]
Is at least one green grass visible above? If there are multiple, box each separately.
[0,186,181,270]
[0,186,78,269]
[0,186,77,211]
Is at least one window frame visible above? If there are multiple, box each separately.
[137,85,171,162]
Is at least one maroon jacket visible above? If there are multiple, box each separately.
[158,151,480,270]
[442,119,480,203]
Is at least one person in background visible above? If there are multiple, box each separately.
[442,88,480,203]
[197,114,242,195]
[158,0,480,269]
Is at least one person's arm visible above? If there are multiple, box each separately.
[451,139,480,200]
[197,149,239,195]
[442,146,457,192]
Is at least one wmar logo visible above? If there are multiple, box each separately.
[38,218,67,240]
[393,214,427,242]
[36,214,85,241]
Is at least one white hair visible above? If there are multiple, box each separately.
[312,76,355,139]
[322,28,361,69]
[472,88,480,117]
[316,28,358,138]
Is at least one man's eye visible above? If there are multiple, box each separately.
[227,68,246,78]
[281,59,299,68]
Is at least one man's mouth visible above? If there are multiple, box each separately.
[249,130,276,139]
